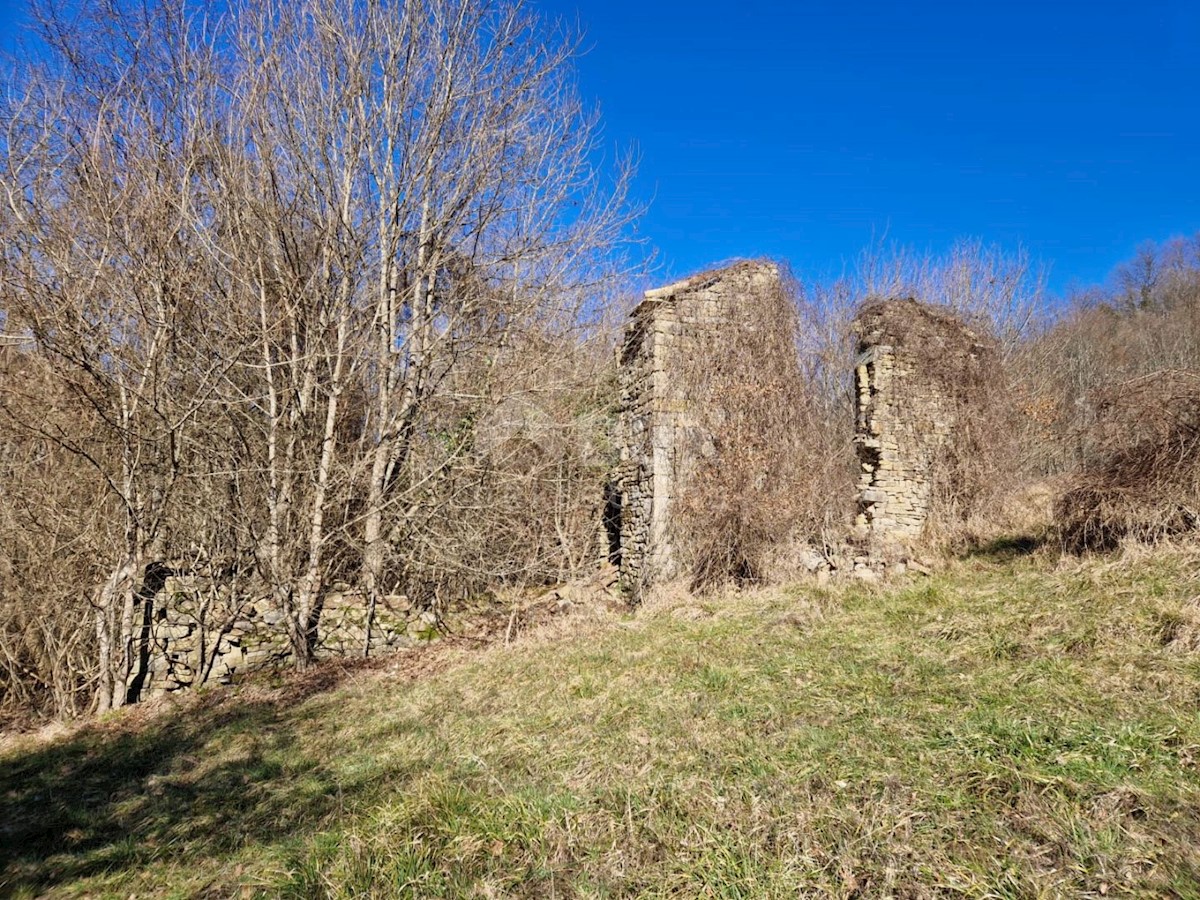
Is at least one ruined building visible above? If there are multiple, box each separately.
[613,261,781,592]
[852,298,993,544]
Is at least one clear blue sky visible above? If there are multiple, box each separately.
[543,0,1200,294]
[2,0,1197,294]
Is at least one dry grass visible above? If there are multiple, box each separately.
[5,548,1200,897]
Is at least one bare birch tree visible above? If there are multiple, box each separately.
[213,0,637,654]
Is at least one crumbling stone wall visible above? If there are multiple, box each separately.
[852,298,992,544]
[615,261,780,591]
[132,576,429,697]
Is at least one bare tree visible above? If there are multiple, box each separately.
[0,0,638,719]
[0,0,239,710]
[204,0,637,661]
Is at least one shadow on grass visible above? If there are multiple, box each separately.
[0,665,366,896]
[965,533,1050,563]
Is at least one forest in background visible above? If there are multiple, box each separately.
[3,0,1200,726]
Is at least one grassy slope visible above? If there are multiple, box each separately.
[4,548,1200,898]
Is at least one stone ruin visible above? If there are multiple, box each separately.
[133,283,993,699]
[129,573,432,699]
[613,276,995,590]
[852,298,993,545]
[613,260,780,592]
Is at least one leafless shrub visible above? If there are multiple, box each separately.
[1011,234,1200,480]
[792,278,862,540]
[374,328,619,613]
[857,237,1046,358]
[1057,371,1200,552]
[0,347,109,725]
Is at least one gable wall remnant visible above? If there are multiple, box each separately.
[852,298,992,544]
[615,261,780,593]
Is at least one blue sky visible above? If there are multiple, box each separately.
[542,0,1200,294]
[2,0,1197,294]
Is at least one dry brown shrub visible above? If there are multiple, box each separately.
[387,333,618,609]
[673,265,849,591]
[0,345,111,724]
[1010,235,1200,481]
[1057,370,1200,552]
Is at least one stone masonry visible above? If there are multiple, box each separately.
[130,575,431,698]
[852,298,991,544]
[615,261,780,592]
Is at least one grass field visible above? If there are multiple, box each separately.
[5,544,1200,897]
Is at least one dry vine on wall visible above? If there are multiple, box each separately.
[672,268,845,590]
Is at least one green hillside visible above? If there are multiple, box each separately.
[5,547,1200,898]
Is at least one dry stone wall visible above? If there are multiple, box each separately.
[615,261,780,592]
[132,575,430,697]
[852,298,991,544]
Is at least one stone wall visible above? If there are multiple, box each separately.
[615,261,780,592]
[852,298,991,544]
[131,575,430,698]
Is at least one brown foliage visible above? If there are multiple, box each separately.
[1010,235,1200,551]
[674,265,851,590]
[1057,371,1200,551]
[0,346,112,724]
[1011,234,1200,479]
